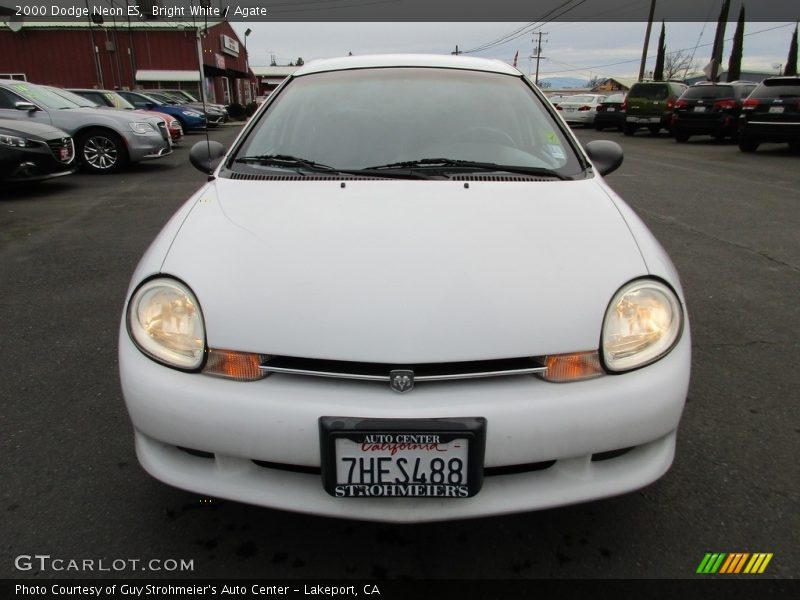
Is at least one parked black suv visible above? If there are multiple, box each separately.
[738,76,800,152]
[623,81,687,135]
[671,81,757,142]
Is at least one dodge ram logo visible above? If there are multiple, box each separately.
[389,370,414,393]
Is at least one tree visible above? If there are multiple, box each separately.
[786,25,798,76]
[587,76,605,89]
[709,0,731,81]
[296,57,305,66]
[653,21,666,81]
[663,50,697,81]
[727,7,745,82]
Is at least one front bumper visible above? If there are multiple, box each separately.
[119,324,690,522]
[127,133,172,162]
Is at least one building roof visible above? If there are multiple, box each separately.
[593,77,638,91]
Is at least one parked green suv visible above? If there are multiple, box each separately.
[623,81,688,136]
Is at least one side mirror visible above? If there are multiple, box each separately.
[190,140,226,175]
[584,140,623,176]
[15,101,37,112]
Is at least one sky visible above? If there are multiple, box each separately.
[229,21,798,81]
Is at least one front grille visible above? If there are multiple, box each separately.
[46,137,74,164]
[175,445,638,478]
[259,355,547,384]
[156,121,169,142]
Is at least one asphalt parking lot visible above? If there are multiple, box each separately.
[1,124,798,580]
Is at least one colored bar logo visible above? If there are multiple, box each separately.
[696,553,773,574]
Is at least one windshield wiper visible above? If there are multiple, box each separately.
[234,154,337,173]
[364,158,571,180]
[235,154,433,179]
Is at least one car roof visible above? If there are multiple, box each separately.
[691,81,755,86]
[762,76,800,83]
[293,54,520,77]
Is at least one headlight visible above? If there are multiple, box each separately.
[182,110,203,118]
[129,122,154,134]
[127,278,206,370]
[602,279,683,372]
[0,134,30,148]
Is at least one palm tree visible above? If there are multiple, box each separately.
[653,22,666,81]
[785,25,798,76]
[727,7,745,82]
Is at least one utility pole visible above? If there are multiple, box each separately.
[638,0,657,82]
[451,45,462,55]
[533,31,548,85]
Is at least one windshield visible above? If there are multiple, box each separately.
[752,80,800,98]
[101,92,136,109]
[683,86,734,99]
[234,68,582,175]
[46,87,100,108]
[170,90,198,102]
[8,82,81,109]
[629,84,669,100]
[134,93,163,106]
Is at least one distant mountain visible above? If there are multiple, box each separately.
[536,77,589,89]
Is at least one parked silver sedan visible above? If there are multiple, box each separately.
[0,80,171,173]
[556,94,607,126]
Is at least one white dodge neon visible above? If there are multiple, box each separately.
[119,54,690,522]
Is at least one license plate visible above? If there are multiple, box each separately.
[694,106,706,113]
[320,417,486,498]
[607,107,615,112]
[565,108,575,112]
[769,106,784,114]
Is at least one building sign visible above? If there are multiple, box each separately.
[215,53,226,69]
[220,34,239,57]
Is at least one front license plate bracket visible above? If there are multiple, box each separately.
[319,417,486,498]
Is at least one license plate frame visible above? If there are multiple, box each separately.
[768,106,784,114]
[320,416,486,498]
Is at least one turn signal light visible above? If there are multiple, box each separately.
[675,99,689,109]
[578,105,592,111]
[714,99,736,110]
[742,98,760,109]
[202,349,269,381]
[540,351,604,383]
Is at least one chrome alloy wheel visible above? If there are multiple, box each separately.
[82,135,120,170]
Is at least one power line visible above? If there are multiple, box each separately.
[463,0,588,54]
[538,22,795,76]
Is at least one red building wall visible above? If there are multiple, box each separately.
[0,22,251,96]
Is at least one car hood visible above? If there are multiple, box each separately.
[0,117,68,140]
[160,178,649,363]
[46,107,157,130]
